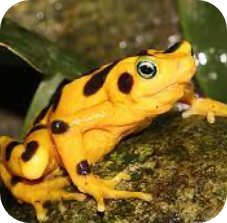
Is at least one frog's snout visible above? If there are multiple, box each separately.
[169,41,196,76]
[176,57,196,84]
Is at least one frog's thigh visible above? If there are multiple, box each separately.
[0,129,52,181]
[51,120,152,212]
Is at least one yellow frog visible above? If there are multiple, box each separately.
[1,41,227,221]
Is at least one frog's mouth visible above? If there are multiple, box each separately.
[144,82,185,99]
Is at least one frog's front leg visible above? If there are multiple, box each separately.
[180,83,227,123]
[51,120,152,212]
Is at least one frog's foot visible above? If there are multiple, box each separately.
[13,176,85,221]
[32,177,86,221]
[183,108,215,123]
[76,173,152,212]
[33,189,86,222]
[182,98,227,124]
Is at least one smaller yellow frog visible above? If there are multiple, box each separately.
[1,41,227,221]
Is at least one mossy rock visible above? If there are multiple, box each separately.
[1,113,227,223]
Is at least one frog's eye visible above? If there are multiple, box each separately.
[137,60,157,79]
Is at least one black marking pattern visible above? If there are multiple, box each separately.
[118,72,134,94]
[51,79,70,112]
[33,79,70,126]
[137,49,155,57]
[5,141,21,162]
[26,124,47,138]
[34,106,49,125]
[76,160,91,175]
[164,41,183,53]
[11,176,22,186]
[137,49,148,56]
[83,61,118,96]
[22,141,39,162]
[51,120,69,135]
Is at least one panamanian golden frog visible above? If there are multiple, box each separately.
[1,41,227,221]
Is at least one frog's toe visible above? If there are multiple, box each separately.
[140,193,153,202]
[103,188,152,202]
[207,112,216,124]
[95,176,152,203]
[182,109,193,119]
[60,191,86,201]
[94,187,152,212]
[182,108,216,124]
[114,172,131,181]
[102,172,131,188]
[34,202,49,222]
[97,198,106,212]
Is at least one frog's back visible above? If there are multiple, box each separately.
[55,63,116,116]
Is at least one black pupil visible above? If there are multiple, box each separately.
[140,64,153,75]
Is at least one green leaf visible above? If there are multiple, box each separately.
[0,18,94,79]
[21,74,65,138]
[177,0,227,103]
[0,18,97,137]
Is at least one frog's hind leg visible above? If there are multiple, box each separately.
[0,130,86,221]
[0,128,54,181]
[0,162,86,221]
